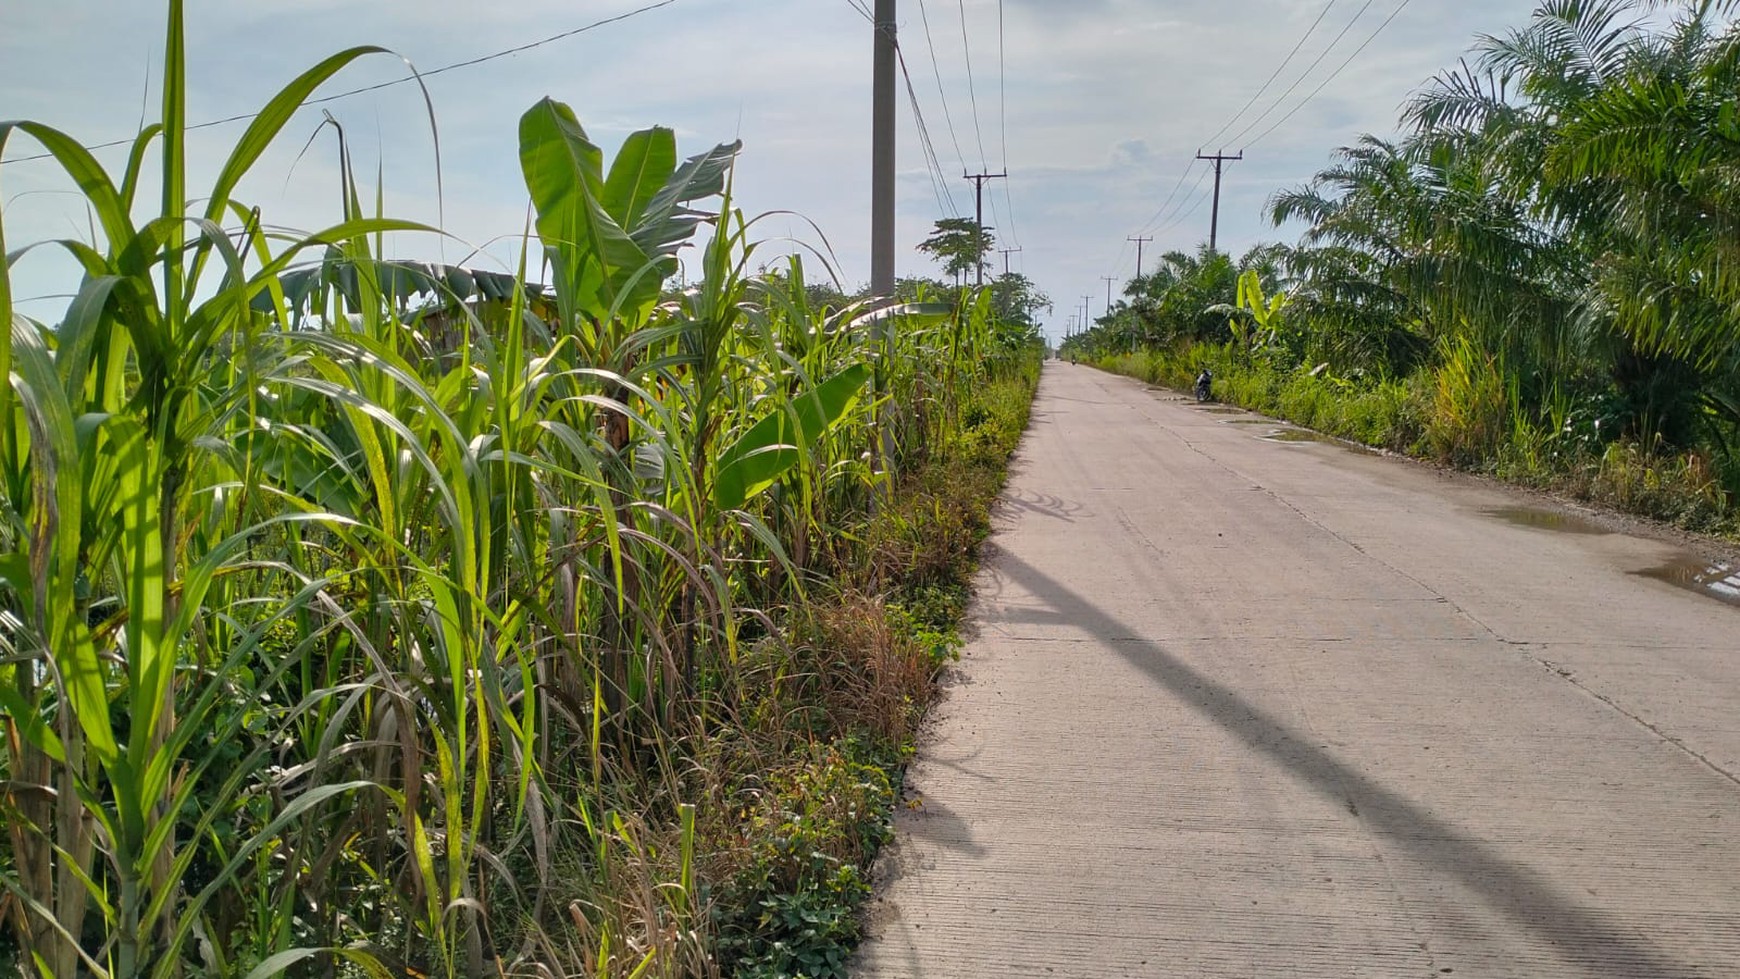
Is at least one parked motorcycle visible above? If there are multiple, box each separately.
[1194,369,1213,403]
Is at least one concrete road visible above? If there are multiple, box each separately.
[853,363,1740,979]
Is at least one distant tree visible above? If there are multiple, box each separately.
[991,272,1051,334]
[916,218,995,284]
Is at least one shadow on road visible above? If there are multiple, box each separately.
[995,550,1699,979]
[899,794,989,858]
[999,488,1086,523]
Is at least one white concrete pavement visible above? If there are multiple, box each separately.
[853,362,1740,979]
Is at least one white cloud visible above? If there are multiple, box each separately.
[2,0,1544,340]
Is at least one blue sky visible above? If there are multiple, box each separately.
[2,0,1531,342]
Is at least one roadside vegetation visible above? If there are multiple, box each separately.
[1064,0,1740,539]
[0,4,1043,976]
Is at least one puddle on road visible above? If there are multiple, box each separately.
[1483,507,1613,536]
[1260,429,1334,444]
[1256,428,1383,455]
[1632,558,1740,609]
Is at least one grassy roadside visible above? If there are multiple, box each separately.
[1095,347,1737,541]
[562,355,1041,979]
[703,355,1039,978]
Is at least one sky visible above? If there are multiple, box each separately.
[1,0,1535,344]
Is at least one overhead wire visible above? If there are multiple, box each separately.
[1112,0,1404,293]
[1136,0,1404,255]
[1198,0,1340,152]
[1152,167,1215,237]
[914,0,969,173]
[1222,0,1382,149]
[1244,0,1418,149]
[952,0,1009,264]
[1135,158,1204,236]
[956,0,991,171]
[2,0,684,165]
[995,0,1022,253]
[896,43,963,219]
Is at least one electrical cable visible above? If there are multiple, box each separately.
[996,0,1021,251]
[914,0,969,173]
[2,0,682,165]
[1198,0,1340,152]
[956,0,991,171]
[1222,0,1382,149]
[1152,168,1215,237]
[1244,0,1418,149]
[1135,158,1203,236]
[896,43,963,218]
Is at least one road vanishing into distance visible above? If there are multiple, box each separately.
[853,362,1740,979]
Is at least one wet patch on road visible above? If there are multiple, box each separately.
[1260,429,1336,444]
[1257,428,1382,455]
[1632,558,1740,609]
[1483,507,1613,536]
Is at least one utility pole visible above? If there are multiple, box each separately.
[965,170,1007,286]
[1101,276,1117,310]
[999,246,1022,277]
[1127,235,1153,279]
[871,0,896,297]
[1195,150,1243,255]
[1082,295,1092,330]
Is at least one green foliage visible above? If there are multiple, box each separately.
[1079,0,1739,536]
[915,217,996,284]
[712,745,892,979]
[1427,337,1510,466]
[713,363,872,511]
[0,6,1045,976]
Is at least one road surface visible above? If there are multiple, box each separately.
[853,362,1740,979]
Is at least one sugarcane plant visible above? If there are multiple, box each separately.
[0,4,1029,977]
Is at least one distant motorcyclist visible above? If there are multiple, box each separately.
[1194,368,1213,402]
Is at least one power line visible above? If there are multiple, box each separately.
[1152,165,1215,238]
[914,0,969,173]
[842,0,873,21]
[956,0,991,171]
[1156,184,1212,238]
[2,0,683,166]
[996,0,1021,250]
[896,43,962,218]
[949,0,1007,257]
[1244,0,1418,149]
[1199,0,1340,151]
[1125,0,1384,268]
[1222,0,1382,149]
[1136,158,1204,236]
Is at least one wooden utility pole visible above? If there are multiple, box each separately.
[1195,150,1243,254]
[1102,276,1117,310]
[872,0,897,297]
[1127,234,1153,279]
[1000,246,1022,277]
[965,171,1007,286]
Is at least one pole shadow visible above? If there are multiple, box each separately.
[994,550,1708,979]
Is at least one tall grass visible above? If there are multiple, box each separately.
[1095,344,1735,537]
[0,5,1042,976]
